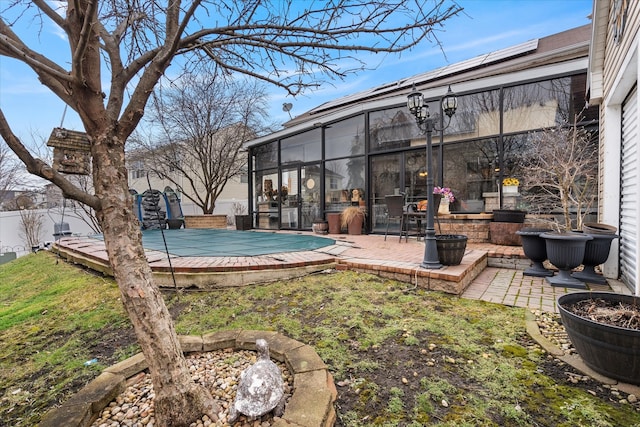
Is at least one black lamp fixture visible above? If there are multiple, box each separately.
[407,84,458,269]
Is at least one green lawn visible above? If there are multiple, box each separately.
[1,252,639,426]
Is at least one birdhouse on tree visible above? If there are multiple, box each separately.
[46,127,91,175]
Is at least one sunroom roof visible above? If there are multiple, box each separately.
[305,39,538,115]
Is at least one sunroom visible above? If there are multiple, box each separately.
[244,25,598,240]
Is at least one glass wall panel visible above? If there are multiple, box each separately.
[249,72,594,231]
[254,169,279,229]
[325,115,365,159]
[444,89,501,139]
[502,77,571,133]
[404,151,428,204]
[442,139,498,213]
[504,130,598,217]
[281,129,321,165]
[280,167,299,228]
[369,107,418,152]
[253,141,277,171]
[370,154,401,233]
[300,164,322,227]
[500,133,530,210]
[324,157,365,212]
[502,134,529,177]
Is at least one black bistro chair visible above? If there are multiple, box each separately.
[384,195,405,241]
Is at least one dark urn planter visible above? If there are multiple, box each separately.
[492,209,526,223]
[582,222,618,234]
[235,215,252,230]
[572,232,619,285]
[516,227,553,277]
[558,292,640,385]
[166,218,184,229]
[436,234,468,266]
[540,232,592,288]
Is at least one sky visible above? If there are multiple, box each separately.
[0,0,593,152]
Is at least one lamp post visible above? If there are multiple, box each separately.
[407,84,457,269]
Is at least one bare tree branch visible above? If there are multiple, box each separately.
[131,68,269,214]
[0,139,22,199]
[0,110,101,209]
[0,1,463,424]
[519,114,598,231]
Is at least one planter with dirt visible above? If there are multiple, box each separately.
[558,292,640,385]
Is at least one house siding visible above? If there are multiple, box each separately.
[593,0,640,292]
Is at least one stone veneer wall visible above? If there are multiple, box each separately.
[436,214,492,243]
[436,214,539,244]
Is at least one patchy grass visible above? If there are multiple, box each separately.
[2,252,640,426]
[0,252,136,425]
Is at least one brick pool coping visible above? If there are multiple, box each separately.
[40,330,337,427]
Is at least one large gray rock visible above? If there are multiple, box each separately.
[228,339,285,423]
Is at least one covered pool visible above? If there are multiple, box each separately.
[96,229,335,257]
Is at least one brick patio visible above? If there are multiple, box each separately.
[53,231,631,313]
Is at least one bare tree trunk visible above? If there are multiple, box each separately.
[93,134,219,426]
[0,2,465,424]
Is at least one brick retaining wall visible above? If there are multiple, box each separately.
[183,214,227,229]
[436,214,537,245]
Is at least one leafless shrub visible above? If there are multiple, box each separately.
[18,209,44,249]
[231,202,248,216]
[518,115,598,231]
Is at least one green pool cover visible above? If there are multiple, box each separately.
[95,229,335,257]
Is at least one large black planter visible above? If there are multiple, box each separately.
[558,292,640,385]
[572,233,619,285]
[582,222,617,235]
[436,234,468,266]
[235,215,252,230]
[516,227,553,277]
[492,209,526,223]
[166,218,184,229]
[540,232,592,288]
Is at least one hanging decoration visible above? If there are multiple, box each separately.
[46,127,91,175]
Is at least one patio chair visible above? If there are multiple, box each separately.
[384,195,405,241]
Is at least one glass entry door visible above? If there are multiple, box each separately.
[280,164,321,230]
[300,164,321,228]
[280,167,299,229]
[370,151,427,234]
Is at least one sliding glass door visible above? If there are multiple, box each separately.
[370,150,429,233]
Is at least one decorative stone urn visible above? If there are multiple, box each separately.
[516,227,553,277]
[571,233,617,284]
[540,232,592,288]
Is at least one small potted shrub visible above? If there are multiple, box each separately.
[341,206,365,235]
[517,114,599,287]
[232,202,252,230]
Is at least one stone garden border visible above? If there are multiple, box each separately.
[40,330,337,427]
[525,311,640,397]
